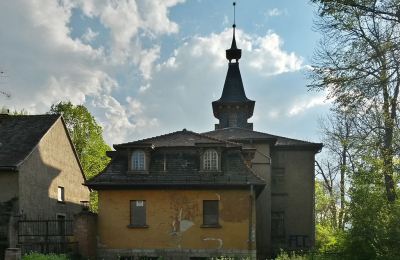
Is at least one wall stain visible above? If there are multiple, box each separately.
[203,237,223,249]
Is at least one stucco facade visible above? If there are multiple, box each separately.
[0,115,90,219]
[17,118,90,219]
[97,189,256,258]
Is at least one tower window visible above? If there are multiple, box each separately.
[203,149,218,171]
[131,150,145,170]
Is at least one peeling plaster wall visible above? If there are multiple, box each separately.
[18,118,90,219]
[98,189,253,252]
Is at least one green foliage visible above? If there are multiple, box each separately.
[342,163,400,259]
[316,224,344,253]
[23,252,69,260]
[49,101,111,211]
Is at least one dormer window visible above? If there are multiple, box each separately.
[203,149,218,171]
[131,150,145,170]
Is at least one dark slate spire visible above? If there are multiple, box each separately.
[212,2,255,130]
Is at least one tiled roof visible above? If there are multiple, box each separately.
[87,130,265,189]
[216,63,253,103]
[203,127,323,149]
[114,129,240,148]
[0,114,60,169]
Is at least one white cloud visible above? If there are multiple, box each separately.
[0,0,319,145]
[288,94,331,116]
[247,32,304,75]
[82,28,99,43]
[267,8,283,17]
[139,46,160,80]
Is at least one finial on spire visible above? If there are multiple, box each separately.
[233,2,236,29]
[226,1,241,63]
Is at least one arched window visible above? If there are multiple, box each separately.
[203,149,218,171]
[132,150,145,170]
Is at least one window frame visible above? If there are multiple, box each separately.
[128,200,148,228]
[131,150,146,171]
[202,149,219,171]
[201,200,221,228]
[57,186,65,203]
[271,211,285,240]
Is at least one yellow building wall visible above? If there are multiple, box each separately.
[98,189,254,251]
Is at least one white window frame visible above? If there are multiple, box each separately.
[131,150,146,170]
[203,149,218,171]
[57,186,65,202]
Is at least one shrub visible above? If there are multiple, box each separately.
[23,252,69,260]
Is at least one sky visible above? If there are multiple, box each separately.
[0,0,331,146]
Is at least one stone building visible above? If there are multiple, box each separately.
[0,114,90,251]
[87,24,322,260]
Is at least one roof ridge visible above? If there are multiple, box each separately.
[204,127,321,145]
[114,128,243,148]
[114,129,184,147]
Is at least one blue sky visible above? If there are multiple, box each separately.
[0,0,330,145]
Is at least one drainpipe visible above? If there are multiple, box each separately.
[248,184,254,251]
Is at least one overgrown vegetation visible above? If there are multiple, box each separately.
[23,252,69,260]
[309,0,400,259]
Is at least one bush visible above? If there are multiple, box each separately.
[23,252,69,260]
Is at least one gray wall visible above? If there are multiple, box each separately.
[0,172,18,203]
[18,118,90,219]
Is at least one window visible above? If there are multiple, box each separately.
[129,200,147,227]
[271,211,285,239]
[57,186,65,203]
[132,150,145,170]
[202,200,219,227]
[203,149,218,171]
[272,168,285,191]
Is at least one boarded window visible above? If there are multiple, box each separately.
[130,200,147,226]
[57,186,65,202]
[203,150,218,171]
[132,150,145,170]
[271,211,285,239]
[203,200,219,226]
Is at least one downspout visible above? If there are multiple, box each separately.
[248,184,254,251]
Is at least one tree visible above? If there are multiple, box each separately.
[312,0,400,22]
[49,102,111,180]
[309,0,399,202]
[49,102,111,211]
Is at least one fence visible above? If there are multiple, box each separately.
[17,219,77,255]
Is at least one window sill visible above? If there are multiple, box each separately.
[127,224,149,229]
[200,224,222,228]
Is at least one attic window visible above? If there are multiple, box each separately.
[131,150,145,170]
[203,149,218,171]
